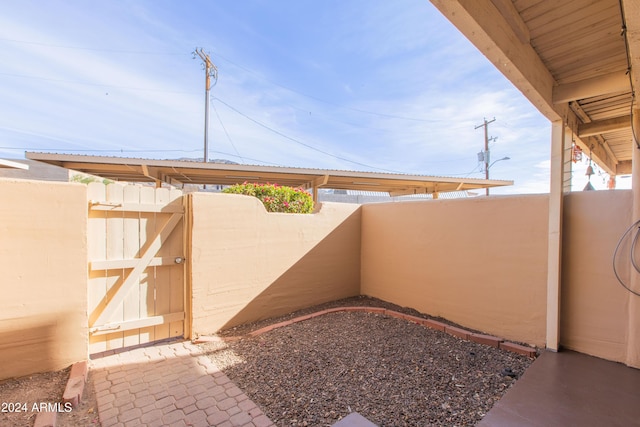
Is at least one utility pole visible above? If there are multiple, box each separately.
[194,48,218,163]
[475,117,496,195]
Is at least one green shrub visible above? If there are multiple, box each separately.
[70,174,113,185]
[223,182,314,214]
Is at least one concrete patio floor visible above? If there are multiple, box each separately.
[478,349,640,427]
[90,341,274,427]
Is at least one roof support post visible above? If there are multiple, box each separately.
[141,164,161,188]
[627,109,640,368]
[311,175,329,202]
[546,120,568,351]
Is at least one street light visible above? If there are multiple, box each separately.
[489,156,510,169]
[486,156,510,196]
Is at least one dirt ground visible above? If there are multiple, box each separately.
[0,366,100,427]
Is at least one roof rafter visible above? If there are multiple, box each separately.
[570,101,619,175]
[553,71,630,104]
[489,0,530,45]
[578,116,631,137]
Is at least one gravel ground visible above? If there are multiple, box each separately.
[0,365,100,427]
[202,297,534,426]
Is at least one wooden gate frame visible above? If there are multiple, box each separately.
[87,183,189,351]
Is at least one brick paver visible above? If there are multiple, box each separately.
[90,341,275,427]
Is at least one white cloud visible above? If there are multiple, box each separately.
[0,0,563,195]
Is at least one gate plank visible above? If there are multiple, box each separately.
[138,186,156,345]
[154,188,172,340]
[123,185,141,347]
[168,188,185,338]
[105,184,125,350]
[91,212,182,329]
[87,182,108,354]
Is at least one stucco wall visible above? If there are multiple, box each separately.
[561,190,633,363]
[1,177,632,378]
[361,195,549,347]
[189,193,361,334]
[0,179,87,380]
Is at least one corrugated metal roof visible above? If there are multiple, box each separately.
[25,152,513,197]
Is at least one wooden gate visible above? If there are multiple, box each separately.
[87,183,186,354]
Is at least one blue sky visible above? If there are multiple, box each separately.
[0,0,621,193]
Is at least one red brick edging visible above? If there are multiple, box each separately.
[33,360,88,427]
[194,306,538,358]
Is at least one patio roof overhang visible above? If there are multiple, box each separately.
[25,152,512,198]
[429,0,640,178]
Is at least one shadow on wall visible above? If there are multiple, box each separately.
[219,210,362,330]
[189,194,362,335]
[0,314,73,381]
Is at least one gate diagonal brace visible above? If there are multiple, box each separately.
[90,213,182,328]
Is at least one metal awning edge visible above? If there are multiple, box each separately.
[25,152,513,193]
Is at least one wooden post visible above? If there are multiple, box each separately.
[627,109,640,368]
[546,120,566,351]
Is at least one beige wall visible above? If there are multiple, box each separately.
[0,179,87,380]
[1,177,634,378]
[361,195,549,347]
[189,193,361,334]
[561,190,633,363]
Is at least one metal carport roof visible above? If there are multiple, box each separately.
[25,152,512,199]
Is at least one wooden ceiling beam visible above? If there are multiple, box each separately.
[570,102,619,175]
[578,116,631,137]
[553,71,630,104]
[430,0,559,121]
[312,175,330,188]
[617,160,632,175]
[573,136,618,176]
[489,0,530,44]
[140,165,163,187]
[308,175,330,201]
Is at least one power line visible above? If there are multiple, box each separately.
[3,37,459,124]
[0,72,196,94]
[212,102,245,164]
[213,96,402,173]
[213,51,448,123]
[3,36,454,123]
[0,147,204,153]
[213,96,485,177]
[0,37,188,55]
